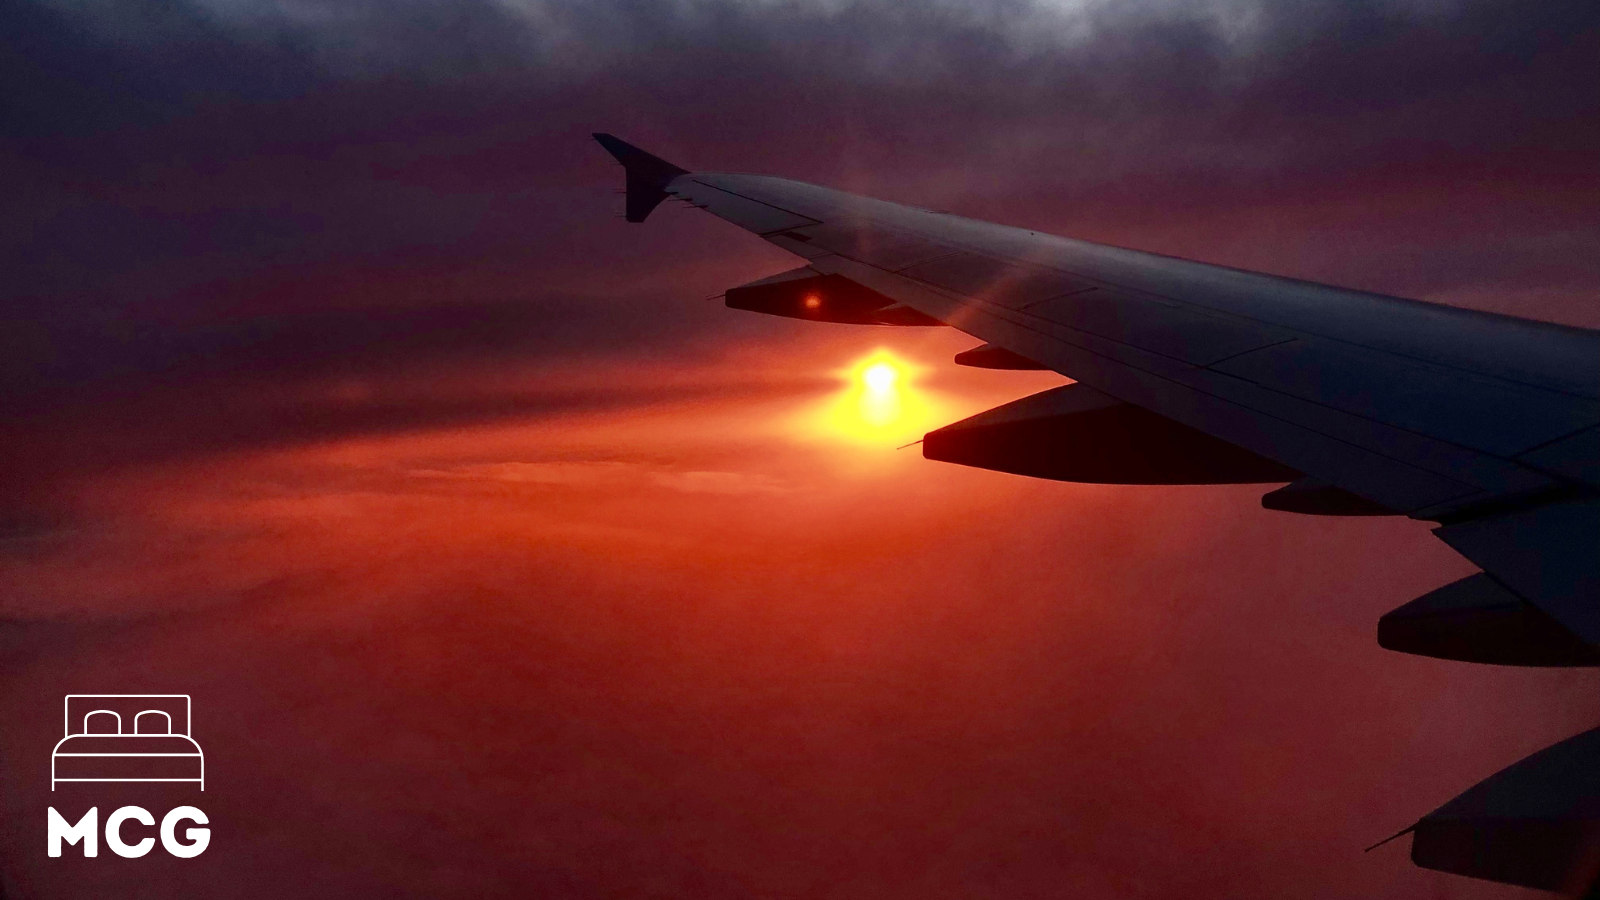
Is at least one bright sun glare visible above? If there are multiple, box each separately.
[789,349,946,448]
[861,362,898,393]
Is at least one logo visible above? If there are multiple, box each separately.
[48,694,209,859]
[52,695,204,791]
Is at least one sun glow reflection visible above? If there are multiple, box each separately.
[791,349,948,448]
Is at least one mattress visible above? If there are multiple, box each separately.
[52,734,204,786]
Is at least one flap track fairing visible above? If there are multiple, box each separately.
[725,267,943,326]
[922,383,1300,485]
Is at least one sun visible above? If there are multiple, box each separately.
[785,349,946,448]
[861,361,898,393]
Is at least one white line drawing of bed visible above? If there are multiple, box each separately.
[51,695,204,791]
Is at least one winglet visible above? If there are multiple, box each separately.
[592,133,690,223]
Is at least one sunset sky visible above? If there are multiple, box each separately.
[3,0,1599,896]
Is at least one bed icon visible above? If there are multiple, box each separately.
[51,695,204,791]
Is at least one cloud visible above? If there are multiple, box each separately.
[4,0,1597,543]
[649,468,790,495]
[411,459,791,495]
[0,389,1593,896]
[10,0,1597,305]
[410,460,645,487]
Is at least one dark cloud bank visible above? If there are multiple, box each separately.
[7,0,1598,410]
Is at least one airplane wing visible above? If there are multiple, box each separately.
[592,132,1600,890]
[593,132,1599,663]
[593,131,1600,887]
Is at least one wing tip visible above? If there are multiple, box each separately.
[591,133,690,223]
[591,133,689,177]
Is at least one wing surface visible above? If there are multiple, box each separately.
[594,134,1600,648]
